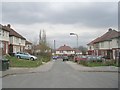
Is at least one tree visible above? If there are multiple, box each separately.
[38,29,51,53]
[78,46,88,55]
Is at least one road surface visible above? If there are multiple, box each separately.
[2,59,118,88]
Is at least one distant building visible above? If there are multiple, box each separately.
[56,45,75,55]
[25,40,32,54]
[33,44,51,54]
[87,28,120,60]
[74,49,82,55]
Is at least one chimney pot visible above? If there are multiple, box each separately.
[7,24,11,28]
[108,28,112,31]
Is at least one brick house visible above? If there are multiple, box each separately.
[0,24,10,55]
[87,28,120,60]
[56,45,75,55]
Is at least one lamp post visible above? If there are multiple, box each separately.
[70,33,78,49]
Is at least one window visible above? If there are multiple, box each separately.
[6,32,8,37]
[101,42,104,48]
[0,29,1,36]
[60,51,63,53]
[90,46,91,50]
[15,37,19,44]
[3,30,4,36]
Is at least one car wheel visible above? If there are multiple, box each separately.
[30,57,34,61]
[17,56,21,59]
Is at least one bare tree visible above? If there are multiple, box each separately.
[78,46,88,55]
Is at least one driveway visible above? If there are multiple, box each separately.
[2,59,118,88]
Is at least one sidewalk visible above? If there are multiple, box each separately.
[66,61,119,72]
[1,61,54,77]
[1,67,33,77]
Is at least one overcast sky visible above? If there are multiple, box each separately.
[1,1,118,49]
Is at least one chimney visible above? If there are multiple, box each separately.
[7,24,11,28]
[108,28,112,32]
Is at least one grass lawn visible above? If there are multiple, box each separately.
[6,56,43,68]
[3,53,52,68]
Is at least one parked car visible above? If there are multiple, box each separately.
[74,55,87,62]
[15,52,37,60]
[87,55,102,62]
[63,56,69,61]
[52,55,58,60]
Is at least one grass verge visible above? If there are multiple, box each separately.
[5,55,42,68]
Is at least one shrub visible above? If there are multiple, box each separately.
[104,60,116,66]
[37,52,52,62]
[79,60,88,66]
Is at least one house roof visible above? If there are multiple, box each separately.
[26,41,32,44]
[87,29,119,45]
[96,29,118,42]
[87,37,101,45]
[2,24,26,40]
[57,45,74,51]
[0,24,10,32]
[74,49,81,53]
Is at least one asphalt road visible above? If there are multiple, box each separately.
[2,59,118,88]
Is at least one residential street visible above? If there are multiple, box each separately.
[2,59,118,88]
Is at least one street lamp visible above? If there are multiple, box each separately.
[70,33,78,49]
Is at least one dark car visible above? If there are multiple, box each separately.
[63,56,69,61]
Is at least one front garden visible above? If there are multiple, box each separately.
[5,53,52,68]
[76,60,119,67]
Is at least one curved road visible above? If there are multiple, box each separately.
[3,59,118,88]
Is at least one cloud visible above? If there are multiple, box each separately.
[2,2,117,28]
[1,2,118,48]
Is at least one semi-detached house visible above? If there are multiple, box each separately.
[87,28,120,60]
[0,24,26,55]
[56,45,75,55]
[7,24,26,54]
[0,24,10,55]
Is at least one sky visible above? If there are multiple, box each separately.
[1,0,118,49]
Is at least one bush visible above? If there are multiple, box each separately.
[78,59,117,67]
[104,60,116,66]
[37,52,52,62]
[78,60,88,66]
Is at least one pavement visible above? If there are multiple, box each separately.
[0,61,54,77]
[66,61,119,72]
[0,60,119,78]
[2,59,118,88]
